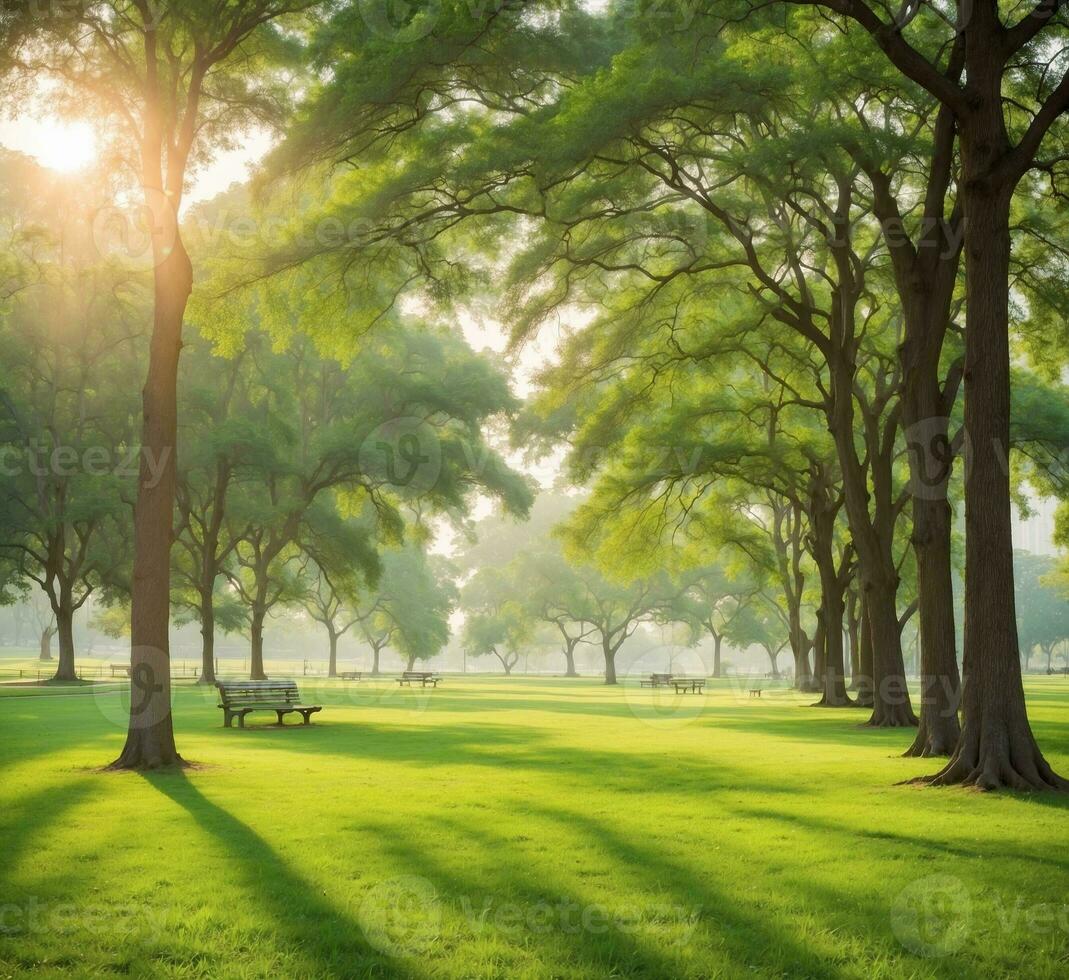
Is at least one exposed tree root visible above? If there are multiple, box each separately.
[903,712,960,758]
[106,728,187,771]
[905,720,1069,791]
[865,701,918,728]
[812,694,857,708]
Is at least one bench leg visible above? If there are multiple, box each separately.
[276,710,288,726]
[300,709,313,724]
[223,710,233,728]
[237,711,247,728]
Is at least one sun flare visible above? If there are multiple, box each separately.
[27,119,97,173]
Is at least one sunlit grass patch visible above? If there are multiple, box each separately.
[1,676,1067,977]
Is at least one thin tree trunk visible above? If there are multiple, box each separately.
[856,595,874,708]
[814,572,852,707]
[812,613,826,697]
[109,241,190,770]
[371,645,381,675]
[789,604,816,691]
[39,625,55,662]
[711,631,722,678]
[846,589,860,688]
[249,606,267,680]
[406,653,416,672]
[198,589,216,684]
[327,629,338,678]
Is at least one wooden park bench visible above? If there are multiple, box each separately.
[671,678,705,694]
[397,671,441,688]
[338,671,362,681]
[640,673,674,688]
[216,680,322,728]
[749,687,762,698]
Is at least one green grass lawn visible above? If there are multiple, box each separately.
[1,675,1068,978]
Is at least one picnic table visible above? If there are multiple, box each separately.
[397,671,441,688]
[216,679,322,728]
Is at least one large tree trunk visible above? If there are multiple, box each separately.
[371,645,381,675]
[52,600,77,682]
[808,480,853,707]
[39,625,55,662]
[918,116,1065,788]
[249,605,267,680]
[198,588,216,685]
[109,241,191,770]
[406,653,417,672]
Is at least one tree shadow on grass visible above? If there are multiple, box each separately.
[145,771,423,979]
[727,801,1069,869]
[206,719,804,799]
[354,804,852,979]
[0,778,98,878]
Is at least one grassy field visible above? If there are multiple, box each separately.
[1,675,1068,978]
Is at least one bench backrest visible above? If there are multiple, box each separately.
[402,671,435,679]
[651,673,673,681]
[216,680,301,705]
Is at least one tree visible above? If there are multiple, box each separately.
[723,594,791,678]
[5,0,328,766]
[172,336,264,683]
[383,548,456,673]
[461,566,532,675]
[0,242,141,681]
[300,563,368,679]
[660,563,762,679]
[1017,552,1069,672]
[771,0,1069,789]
